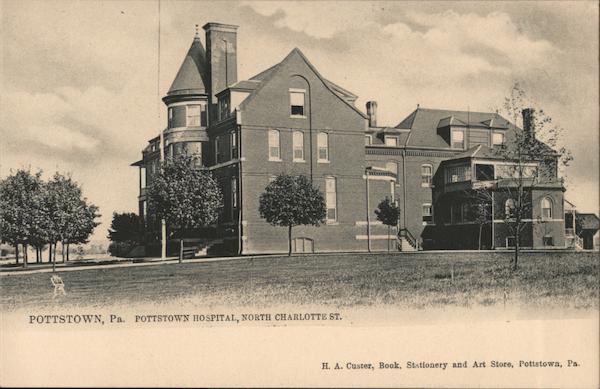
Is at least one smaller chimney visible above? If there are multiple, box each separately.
[522,108,535,139]
[366,101,378,127]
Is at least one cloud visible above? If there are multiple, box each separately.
[241,1,377,39]
[0,91,99,151]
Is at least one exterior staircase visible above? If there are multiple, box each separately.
[398,228,418,251]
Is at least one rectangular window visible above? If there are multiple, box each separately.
[385,136,398,147]
[231,177,238,210]
[422,203,433,224]
[543,236,554,246]
[445,165,471,183]
[293,131,304,161]
[187,105,201,127]
[290,90,305,116]
[140,167,146,189]
[268,130,280,160]
[214,136,220,164]
[421,165,433,187]
[318,132,329,162]
[451,129,465,149]
[506,236,516,248]
[230,131,238,159]
[218,97,229,121]
[168,108,173,128]
[365,135,372,145]
[492,132,505,146]
[325,177,337,222]
[141,200,147,221]
[475,164,495,181]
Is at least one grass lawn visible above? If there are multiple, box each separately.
[1,251,597,312]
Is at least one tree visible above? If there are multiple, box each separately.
[259,174,326,256]
[43,173,100,268]
[107,212,142,257]
[375,198,400,251]
[0,170,44,267]
[147,154,222,239]
[468,83,572,270]
[64,200,100,260]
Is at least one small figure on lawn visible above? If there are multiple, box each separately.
[50,274,66,298]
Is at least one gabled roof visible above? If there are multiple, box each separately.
[437,116,467,129]
[241,48,365,117]
[167,36,208,96]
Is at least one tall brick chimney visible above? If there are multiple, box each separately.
[203,22,238,121]
[522,108,535,139]
[366,101,378,127]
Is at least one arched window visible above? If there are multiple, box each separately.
[293,131,304,161]
[421,164,433,187]
[505,198,516,218]
[317,132,329,162]
[268,129,280,160]
[541,197,553,219]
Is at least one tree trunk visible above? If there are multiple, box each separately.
[66,244,70,261]
[48,244,52,263]
[478,224,483,250]
[387,226,391,251]
[513,230,519,271]
[52,243,56,272]
[61,242,65,263]
[288,225,292,256]
[14,244,19,264]
[23,244,28,268]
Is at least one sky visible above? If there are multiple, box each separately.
[1,0,598,244]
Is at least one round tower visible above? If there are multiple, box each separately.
[161,26,209,166]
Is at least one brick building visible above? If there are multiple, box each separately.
[133,22,571,255]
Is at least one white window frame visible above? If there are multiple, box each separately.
[168,107,173,128]
[365,135,372,146]
[268,129,281,161]
[325,176,337,223]
[421,164,433,187]
[292,131,305,162]
[422,203,433,225]
[384,136,398,147]
[186,104,202,127]
[317,132,329,163]
[140,167,146,189]
[451,129,465,149]
[230,131,238,159]
[289,88,306,118]
[492,131,505,146]
[541,197,553,219]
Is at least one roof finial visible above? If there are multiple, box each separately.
[194,24,200,40]
[417,103,420,109]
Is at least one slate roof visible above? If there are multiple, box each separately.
[395,108,513,148]
[167,36,208,96]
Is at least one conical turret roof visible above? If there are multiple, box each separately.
[167,35,207,96]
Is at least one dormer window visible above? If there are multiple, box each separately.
[492,132,505,146]
[290,89,305,117]
[451,129,465,149]
[384,136,398,147]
